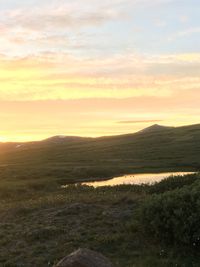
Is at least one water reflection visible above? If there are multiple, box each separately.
[82,172,196,187]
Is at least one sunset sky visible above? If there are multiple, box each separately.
[0,0,200,141]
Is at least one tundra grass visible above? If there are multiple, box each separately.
[0,173,200,267]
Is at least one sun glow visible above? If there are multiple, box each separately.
[0,136,8,142]
[0,0,199,141]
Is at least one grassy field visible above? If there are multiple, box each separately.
[0,124,200,266]
[0,173,200,267]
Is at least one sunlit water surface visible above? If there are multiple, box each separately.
[81,172,196,187]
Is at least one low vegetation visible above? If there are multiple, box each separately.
[0,125,200,266]
[142,179,200,247]
[0,172,200,267]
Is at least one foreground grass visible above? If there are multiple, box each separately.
[0,173,200,267]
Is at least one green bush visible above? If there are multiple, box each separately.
[148,173,200,194]
[141,181,200,248]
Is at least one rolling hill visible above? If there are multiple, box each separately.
[0,123,200,184]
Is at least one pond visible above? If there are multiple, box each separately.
[81,171,196,187]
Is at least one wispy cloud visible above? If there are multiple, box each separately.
[117,120,163,124]
[0,0,199,140]
[1,2,124,32]
[0,0,176,56]
[0,52,200,101]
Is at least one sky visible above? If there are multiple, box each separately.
[0,0,200,141]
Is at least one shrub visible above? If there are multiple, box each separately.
[148,173,199,194]
[141,181,200,248]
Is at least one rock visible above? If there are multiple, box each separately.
[54,248,114,267]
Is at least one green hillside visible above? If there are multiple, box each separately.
[0,124,200,186]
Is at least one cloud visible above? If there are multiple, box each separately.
[1,3,123,33]
[0,82,199,141]
[0,0,198,141]
[0,51,200,101]
[117,120,163,124]
[0,2,128,56]
[1,0,174,32]
[0,0,175,54]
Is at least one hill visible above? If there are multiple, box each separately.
[0,123,199,185]
[139,124,174,133]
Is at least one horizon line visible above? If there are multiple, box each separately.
[0,123,200,144]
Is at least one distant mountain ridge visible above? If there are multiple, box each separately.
[0,123,199,182]
[44,124,175,141]
[0,124,197,145]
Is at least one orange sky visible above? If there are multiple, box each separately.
[0,51,200,142]
[0,0,200,141]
